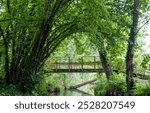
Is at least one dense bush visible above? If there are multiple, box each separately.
[133,78,150,96]
[94,74,107,96]
[94,73,127,96]
[34,75,49,96]
[0,72,49,96]
[109,73,127,95]
[0,84,23,96]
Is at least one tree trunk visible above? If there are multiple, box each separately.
[99,51,112,79]
[6,0,76,93]
[99,50,112,95]
[0,26,10,83]
[126,0,139,92]
[69,79,97,89]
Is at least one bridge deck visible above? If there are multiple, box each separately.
[45,56,150,74]
[45,69,104,73]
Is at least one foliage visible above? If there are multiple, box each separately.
[0,74,53,96]
[0,0,149,95]
[94,73,127,96]
[133,78,150,96]
[17,73,43,93]
[109,73,127,94]
[0,0,84,92]
[34,75,49,96]
[0,84,23,96]
[45,74,65,92]
[94,74,108,96]
[141,54,150,69]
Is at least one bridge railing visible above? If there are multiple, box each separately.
[44,56,150,74]
[46,56,101,72]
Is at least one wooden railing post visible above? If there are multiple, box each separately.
[55,60,58,72]
[81,57,83,71]
[59,59,60,69]
[94,56,96,70]
[49,56,103,73]
[68,57,71,72]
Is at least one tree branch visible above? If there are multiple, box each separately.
[135,17,150,36]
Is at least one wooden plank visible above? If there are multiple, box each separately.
[49,62,100,66]
[44,69,104,73]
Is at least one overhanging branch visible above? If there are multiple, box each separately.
[135,17,150,36]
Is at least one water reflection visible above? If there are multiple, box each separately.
[49,84,94,96]
[49,89,94,96]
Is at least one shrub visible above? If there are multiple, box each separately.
[133,78,150,96]
[0,84,23,96]
[109,73,127,95]
[94,73,127,96]
[94,74,107,96]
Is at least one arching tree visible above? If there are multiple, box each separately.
[0,0,83,92]
[0,0,112,93]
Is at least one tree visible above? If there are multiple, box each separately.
[0,0,111,93]
[0,0,82,92]
[125,0,139,92]
[0,0,149,95]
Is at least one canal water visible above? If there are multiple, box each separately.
[49,84,95,96]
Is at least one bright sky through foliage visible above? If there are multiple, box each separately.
[143,23,150,54]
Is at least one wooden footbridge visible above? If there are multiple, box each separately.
[44,56,104,73]
[44,56,150,79]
